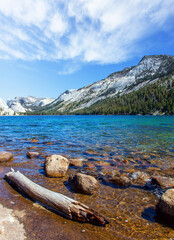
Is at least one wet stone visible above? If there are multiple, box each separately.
[142,154,151,160]
[131,171,151,185]
[30,139,39,143]
[100,168,120,178]
[109,175,131,187]
[68,173,98,195]
[44,154,69,177]
[95,161,111,167]
[156,188,174,223]
[26,152,40,159]
[161,167,174,177]
[151,175,174,189]
[83,163,96,170]
[69,158,83,167]
[0,152,13,162]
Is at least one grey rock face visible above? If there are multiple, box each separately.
[46,55,174,112]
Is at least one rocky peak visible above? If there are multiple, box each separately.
[7,96,55,113]
[0,98,14,115]
[46,54,174,112]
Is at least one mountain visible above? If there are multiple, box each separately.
[0,98,14,115]
[34,55,174,114]
[7,96,55,113]
[74,75,174,115]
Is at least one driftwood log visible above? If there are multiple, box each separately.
[5,169,108,226]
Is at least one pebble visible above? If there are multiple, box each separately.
[81,229,85,233]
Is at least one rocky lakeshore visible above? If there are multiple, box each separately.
[0,148,174,239]
[0,115,174,239]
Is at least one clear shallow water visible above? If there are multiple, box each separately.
[0,115,174,240]
[0,115,173,161]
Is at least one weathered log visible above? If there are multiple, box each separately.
[5,169,108,226]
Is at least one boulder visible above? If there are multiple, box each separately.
[44,155,69,177]
[0,152,13,162]
[68,173,98,195]
[109,175,131,187]
[131,171,151,185]
[26,152,40,159]
[156,188,174,222]
[69,158,83,167]
[151,175,174,189]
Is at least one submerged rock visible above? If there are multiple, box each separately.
[156,188,174,223]
[101,168,120,178]
[0,152,13,162]
[30,139,39,143]
[69,158,83,167]
[26,152,40,159]
[151,175,174,189]
[131,171,151,185]
[68,173,98,195]
[44,155,69,177]
[109,175,131,187]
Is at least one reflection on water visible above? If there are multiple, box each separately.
[0,115,174,239]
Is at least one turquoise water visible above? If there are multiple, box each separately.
[0,115,173,168]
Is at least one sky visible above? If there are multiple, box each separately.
[0,0,174,101]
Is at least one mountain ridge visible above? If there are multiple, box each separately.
[1,54,174,115]
[37,54,174,114]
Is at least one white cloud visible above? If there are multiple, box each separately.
[49,13,68,35]
[58,62,80,75]
[0,0,173,64]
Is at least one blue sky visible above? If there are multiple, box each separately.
[0,0,174,101]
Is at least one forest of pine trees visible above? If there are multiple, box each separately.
[73,75,174,115]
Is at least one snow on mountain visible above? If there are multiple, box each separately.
[50,55,174,112]
[0,98,14,115]
[7,96,55,113]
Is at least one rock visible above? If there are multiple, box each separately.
[151,175,174,189]
[156,188,174,222]
[142,154,151,160]
[44,155,69,177]
[109,175,131,187]
[26,152,40,158]
[83,163,96,170]
[95,161,111,167]
[30,139,39,143]
[131,171,151,185]
[0,152,13,162]
[162,167,174,177]
[68,173,98,195]
[101,168,120,178]
[69,158,83,167]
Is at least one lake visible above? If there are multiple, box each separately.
[0,115,174,239]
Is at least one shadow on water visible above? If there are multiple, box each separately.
[142,206,174,230]
[63,180,72,192]
[142,206,156,222]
